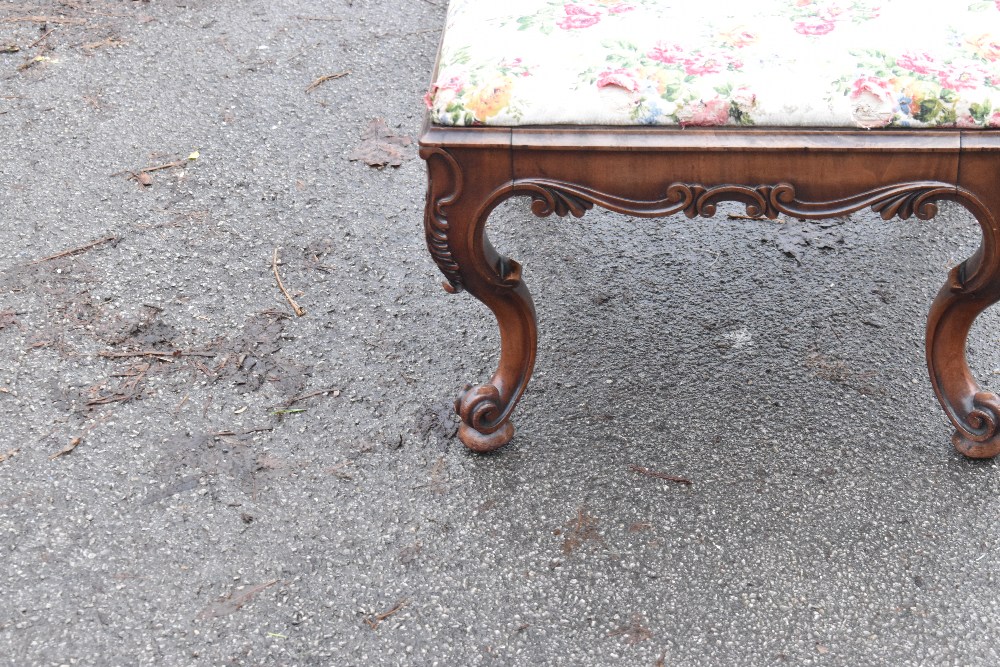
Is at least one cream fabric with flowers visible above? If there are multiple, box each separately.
[426,0,1000,128]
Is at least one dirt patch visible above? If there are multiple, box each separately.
[208,311,311,397]
[804,350,883,396]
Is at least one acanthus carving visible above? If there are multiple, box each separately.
[514,179,967,224]
[422,147,464,293]
[424,167,976,295]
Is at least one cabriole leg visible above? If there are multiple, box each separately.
[927,193,1000,459]
[423,148,537,452]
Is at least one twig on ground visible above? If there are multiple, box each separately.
[17,55,52,72]
[213,428,274,437]
[31,235,119,264]
[137,159,186,174]
[272,247,306,317]
[0,448,19,463]
[98,349,216,359]
[628,464,693,485]
[49,437,81,460]
[1,16,87,25]
[325,461,352,479]
[365,599,408,629]
[198,579,280,619]
[375,27,437,38]
[27,27,57,48]
[88,364,149,406]
[305,70,349,93]
[111,159,188,184]
[287,387,340,404]
[87,392,139,407]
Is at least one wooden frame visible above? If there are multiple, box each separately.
[420,124,1000,458]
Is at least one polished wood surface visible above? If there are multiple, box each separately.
[421,125,1000,457]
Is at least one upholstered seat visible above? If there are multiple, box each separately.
[426,0,1000,129]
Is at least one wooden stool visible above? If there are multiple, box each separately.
[420,0,1000,457]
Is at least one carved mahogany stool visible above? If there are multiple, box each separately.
[420,1,1000,457]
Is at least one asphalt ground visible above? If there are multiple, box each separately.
[1,1,999,665]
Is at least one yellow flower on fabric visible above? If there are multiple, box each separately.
[899,77,939,115]
[466,77,514,121]
[719,26,759,48]
[968,33,1000,61]
[638,66,681,96]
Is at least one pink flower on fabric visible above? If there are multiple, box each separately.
[956,112,980,128]
[731,87,757,110]
[683,56,725,76]
[817,3,848,20]
[989,111,1000,127]
[647,42,686,64]
[557,14,600,29]
[794,19,836,35]
[896,52,937,75]
[596,68,639,92]
[850,76,892,100]
[679,99,731,127]
[848,75,894,127]
[438,75,465,91]
[424,74,465,109]
[939,60,988,91]
[683,53,740,76]
[557,4,601,29]
[607,4,635,13]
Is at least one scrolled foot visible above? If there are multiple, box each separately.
[951,392,1000,459]
[455,383,517,453]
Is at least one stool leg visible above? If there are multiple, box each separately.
[452,254,537,453]
[423,148,537,452]
[927,192,1000,459]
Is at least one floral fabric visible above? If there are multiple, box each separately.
[426,0,1000,128]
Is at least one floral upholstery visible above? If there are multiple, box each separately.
[426,1,1000,128]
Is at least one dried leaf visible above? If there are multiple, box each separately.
[563,507,604,554]
[348,118,412,168]
[136,172,153,187]
[187,150,199,161]
[1,44,19,54]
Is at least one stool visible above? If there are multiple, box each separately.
[420,0,1000,457]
